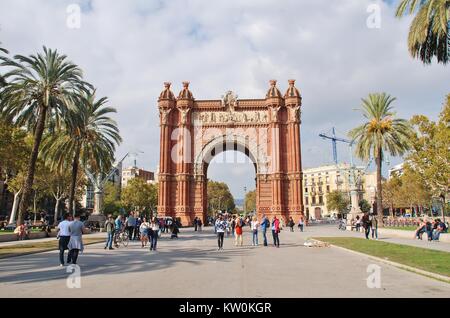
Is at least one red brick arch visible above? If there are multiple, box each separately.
[157,80,304,226]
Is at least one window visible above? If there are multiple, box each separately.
[305,187,308,193]
[319,196,323,204]
[327,185,330,193]
[312,196,316,205]
[305,197,309,205]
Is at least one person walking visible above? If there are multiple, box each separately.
[298,216,304,232]
[362,212,371,239]
[235,216,244,246]
[134,215,141,241]
[215,214,227,250]
[125,212,136,241]
[193,217,198,231]
[231,215,236,237]
[57,213,72,266]
[104,215,115,250]
[114,215,123,248]
[370,214,378,240]
[260,214,269,246]
[67,215,86,265]
[425,219,433,241]
[271,216,280,247]
[149,217,160,251]
[198,218,203,232]
[140,217,150,248]
[251,216,259,246]
[288,217,295,232]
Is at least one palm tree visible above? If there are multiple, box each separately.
[0,47,91,225]
[349,93,413,224]
[0,43,8,87]
[41,91,121,215]
[396,0,449,64]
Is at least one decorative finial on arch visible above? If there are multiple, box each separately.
[288,79,296,87]
[164,82,172,89]
[266,79,282,99]
[178,81,194,100]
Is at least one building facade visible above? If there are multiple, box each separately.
[303,163,377,219]
[122,166,155,188]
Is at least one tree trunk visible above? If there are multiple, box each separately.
[17,104,47,226]
[375,147,383,226]
[54,197,61,225]
[68,146,81,216]
[9,191,21,224]
[33,192,37,224]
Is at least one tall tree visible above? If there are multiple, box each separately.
[41,91,121,215]
[326,190,350,216]
[207,181,235,214]
[395,0,449,65]
[349,93,413,224]
[244,190,256,213]
[0,47,91,225]
[121,178,158,216]
[406,95,450,219]
[382,176,402,217]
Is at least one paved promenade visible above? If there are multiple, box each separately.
[0,225,449,298]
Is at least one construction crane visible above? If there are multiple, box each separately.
[319,127,353,165]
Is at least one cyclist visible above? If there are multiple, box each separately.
[114,215,124,247]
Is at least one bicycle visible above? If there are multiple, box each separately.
[114,230,129,248]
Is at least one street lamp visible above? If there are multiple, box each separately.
[243,186,247,215]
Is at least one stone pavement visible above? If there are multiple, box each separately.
[0,225,449,298]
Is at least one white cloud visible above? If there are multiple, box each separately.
[0,0,448,198]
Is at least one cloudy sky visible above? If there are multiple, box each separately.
[0,0,448,199]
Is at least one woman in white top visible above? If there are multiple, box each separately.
[149,217,160,251]
[251,216,260,246]
[139,217,150,248]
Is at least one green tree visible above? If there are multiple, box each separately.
[0,47,91,225]
[41,91,121,214]
[121,178,158,216]
[326,190,350,216]
[359,199,372,214]
[103,181,122,216]
[207,180,235,214]
[395,0,449,65]
[244,189,256,213]
[0,120,29,183]
[382,176,402,217]
[406,95,450,219]
[349,93,413,224]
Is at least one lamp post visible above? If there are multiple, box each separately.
[243,186,247,215]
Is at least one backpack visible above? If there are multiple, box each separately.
[265,218,270,228]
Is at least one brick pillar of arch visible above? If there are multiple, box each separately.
[285,95,304,223]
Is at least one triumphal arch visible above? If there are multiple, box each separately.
[157,80,304,225]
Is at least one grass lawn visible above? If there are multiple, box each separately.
[0,237,105,259]
[384,226,417,231]
[314,237,450,277]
